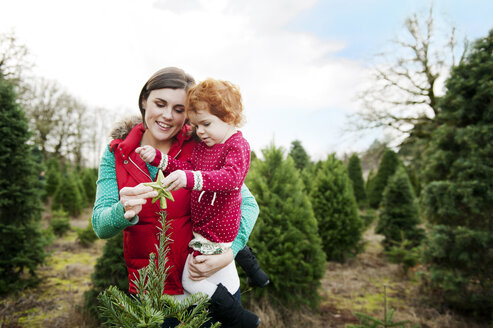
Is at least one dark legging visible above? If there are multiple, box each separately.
[161,288,241,328]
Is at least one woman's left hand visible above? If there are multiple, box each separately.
[187,248,234,281]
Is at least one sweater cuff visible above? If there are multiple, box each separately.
[184,170,203,190]
[114,202,139,228]
[150,149,162,167]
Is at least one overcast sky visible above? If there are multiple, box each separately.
[2,0,492,160]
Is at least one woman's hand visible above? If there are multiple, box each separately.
[119,184,158,219]
[161,170,187,191]
[187,248,234,281]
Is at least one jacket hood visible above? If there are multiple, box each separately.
[109,115,142,140]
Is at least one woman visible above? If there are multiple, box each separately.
[91,67,259,327]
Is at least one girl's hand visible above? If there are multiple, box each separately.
[161,170,187,191]
[119,183,158,219]
[136,145,157,163]
[187,248,234,281]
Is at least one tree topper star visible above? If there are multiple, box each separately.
[143,170,174,209]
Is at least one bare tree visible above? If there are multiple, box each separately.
[0,31,34,98]
[23,77,89,163]
[349,6,467,138]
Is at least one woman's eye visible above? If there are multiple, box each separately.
[156,102,166,108]
[204,122,210,127]
[174,108,185,113]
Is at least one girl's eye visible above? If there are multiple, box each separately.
[156,102,166,108]
[174,108,185,113]
[204,122,210,127]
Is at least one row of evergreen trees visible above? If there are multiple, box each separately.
[0,70,98,295]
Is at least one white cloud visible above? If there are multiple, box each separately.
[1,0,370,158]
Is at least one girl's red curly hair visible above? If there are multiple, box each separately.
[186,78,244,126]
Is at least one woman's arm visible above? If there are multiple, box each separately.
[91,146,138,239]
[231,184,259,256]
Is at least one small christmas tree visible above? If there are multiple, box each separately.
[310,154,364,261]
[347,153,367,207]
[52,170,83,216]
[97,211,216,327]
[368,149,400,209]
[376,166,424,250]
[45,157,62,197]
[245,144,326,308]
[81,167,98,205]
[288,139,310,171]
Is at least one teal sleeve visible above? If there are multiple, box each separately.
[91,145,138,239]
[231,184,259,256]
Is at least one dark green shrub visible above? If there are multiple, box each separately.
[310,154,364,262]
[81,168,97,206]
[288,139,311,171]
[376,166,424,250]
[77,218,98,247]
[45,157,62,197]
[422,225,493,317]
[52,171,83,216]
[368,149,400,209]
[386,238,422,275]
[49,209,71,236]
[347,153,367,207]
[245,144,326,309]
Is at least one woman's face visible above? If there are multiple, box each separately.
[143,88,187,145]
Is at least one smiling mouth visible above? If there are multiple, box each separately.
[156,121,171,129]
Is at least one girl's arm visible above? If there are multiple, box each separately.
[91,146,138,239]
[163,141,250,192]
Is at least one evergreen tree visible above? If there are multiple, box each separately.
[368,149,400,208]
[347,153,367,207]
[245,144,325,308]
[376,166,424,250]
[52,171,83,216]
[83,233,128,320]
[288,140,310,171]
[365,168,375,197]
[81,167,97,206]
[75,171,87,206]
[45,157,62,197]
[0,76,47,294]
[300,160,323,194]
[310,154,364,261]
[419,30,493,317]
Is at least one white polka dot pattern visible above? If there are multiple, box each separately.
[166,131,250,243]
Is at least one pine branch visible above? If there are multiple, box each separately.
[97,211,215,327]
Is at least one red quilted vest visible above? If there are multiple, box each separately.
[110,123,197,294]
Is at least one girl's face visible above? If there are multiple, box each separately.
[188,109,235,147]
[143,88,187,147]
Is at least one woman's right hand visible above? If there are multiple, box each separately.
[119,184,158,219]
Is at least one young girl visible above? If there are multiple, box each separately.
[136,79,259,328]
